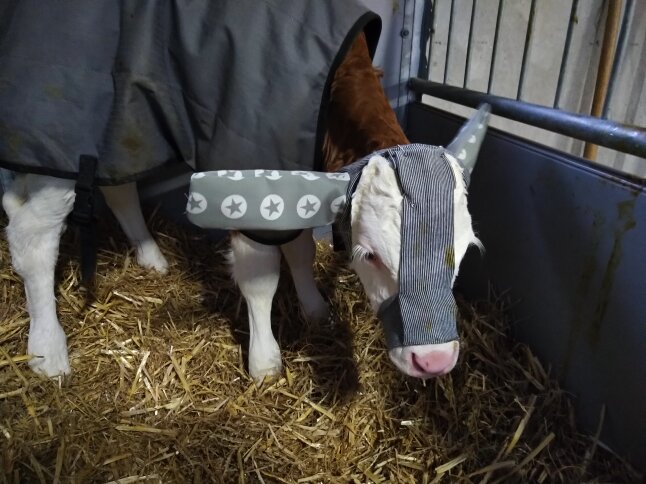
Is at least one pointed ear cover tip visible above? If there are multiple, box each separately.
[477,104,491,121]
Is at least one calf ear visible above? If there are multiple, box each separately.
[357,155,400,198]
[365,155,392,175]
[351,154,402,228]
[446,104,490,185]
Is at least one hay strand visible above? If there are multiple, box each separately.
[504,394,537,456]
[581,404,606,476]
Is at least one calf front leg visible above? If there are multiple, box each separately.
[280,229,329,323]
[229,233,282,381]
[4,175,75,376]
[100,183,168,273]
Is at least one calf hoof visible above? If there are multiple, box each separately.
[248,343,282,384]
[302,297,330,324]
[136,240,169,274]
[250,364,283,386]
[27,323,71,377]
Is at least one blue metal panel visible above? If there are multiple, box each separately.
[407,102,645,469]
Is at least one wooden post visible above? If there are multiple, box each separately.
[583,0,623,161]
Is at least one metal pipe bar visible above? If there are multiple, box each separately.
[487,0,504,94]
[517,0,537,100]
[443,0,455,84]
[602,0,634,119]
[463,0,478,88]
[554,0,579,108]
[408,78,646,158]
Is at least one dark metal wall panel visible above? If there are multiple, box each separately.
[406,102,645,468]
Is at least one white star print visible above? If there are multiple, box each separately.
[330,195,346,215]
[254,170,282,180]
[291,171,320,180]
[260,194,284,221]
[296,195,321,219]
[220,194,247,219]
[326,173,350,181]
[217,170,244,181]
[186,192,207,214]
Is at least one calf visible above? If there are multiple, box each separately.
[2,27,485,380]
[227,34,484,380]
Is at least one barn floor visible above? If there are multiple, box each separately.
[0,211,640,483]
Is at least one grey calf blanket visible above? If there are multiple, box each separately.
[0,1,380,183]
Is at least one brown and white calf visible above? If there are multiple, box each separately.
[2,34,480,380]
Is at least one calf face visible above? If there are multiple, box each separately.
[349,154,481,379]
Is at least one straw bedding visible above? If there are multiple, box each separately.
[0,211,641,483]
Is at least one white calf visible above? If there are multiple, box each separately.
[230,155,479,381]
[3,154,478,381]
[335,155,478,378]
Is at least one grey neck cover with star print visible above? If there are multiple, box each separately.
[186,170,351,231]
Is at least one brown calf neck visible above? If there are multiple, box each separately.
[322,33,409,173]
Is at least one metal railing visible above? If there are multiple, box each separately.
[413,0,645,168]
[408,79,646,159]
[422,0,635,110]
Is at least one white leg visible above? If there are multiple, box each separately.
[281,229,329,322]
[4,175,75,376]
[229,233,282,381]
[100,183,168,273]
[1,171,26,219]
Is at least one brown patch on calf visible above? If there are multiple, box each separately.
[322,33,409,172]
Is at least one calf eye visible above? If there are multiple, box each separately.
[351,245,379,265]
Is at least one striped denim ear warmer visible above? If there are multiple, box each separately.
[339,145,459,348]
[336,157,372,250]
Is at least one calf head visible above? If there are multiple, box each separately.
[342,106,489,378]
[345,150,479,378]
[346,107,488,378]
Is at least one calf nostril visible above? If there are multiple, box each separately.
[412,349,456,375]
[411,353,428,374]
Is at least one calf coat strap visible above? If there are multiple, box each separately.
[69,155,98,282]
